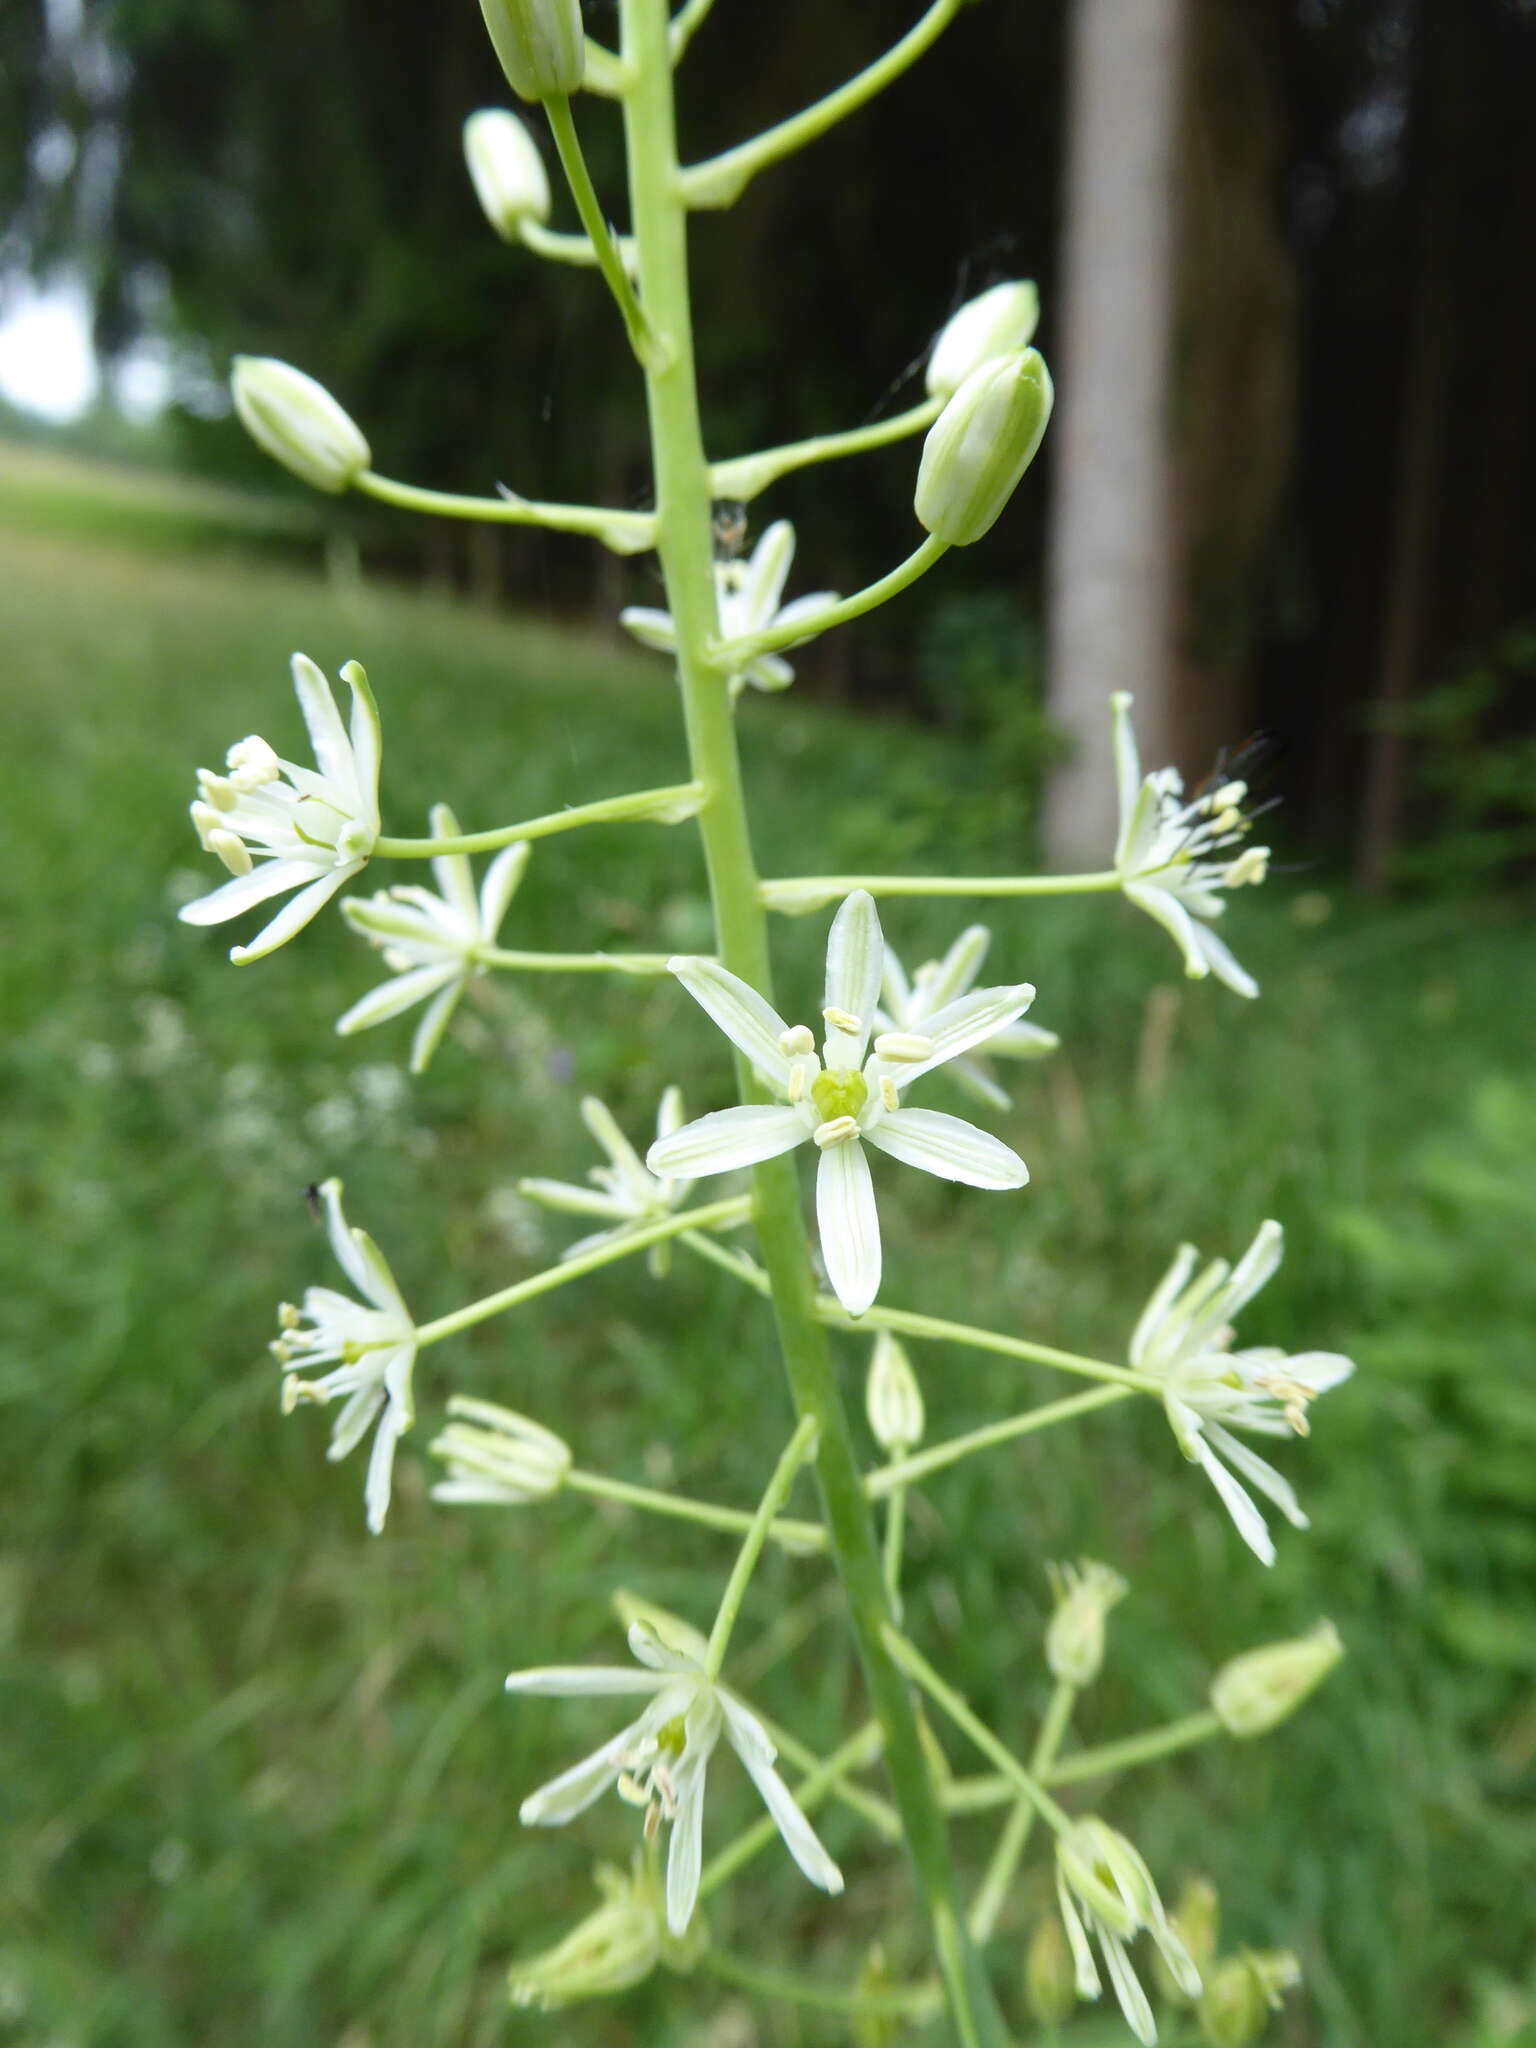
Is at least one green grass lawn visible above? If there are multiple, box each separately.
[2,451,1533,2048]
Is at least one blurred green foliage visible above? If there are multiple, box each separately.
[1,456,1533,2048]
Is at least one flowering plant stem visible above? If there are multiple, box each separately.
[968,1678,1076,1944]
[562,1466,826,1554]
[943,1708,1226,1814]
[866,1386,1134,1499]
[762,868,1125,912]
[710,395,945,503]
[374,782,702,858]
[715,534,948,668]
[618,1,1009,2035]
[357,469,656,552]
[705,1414,820,1675]
[477,947,672,974]
[412,1194,751,1346]
[543,95,665,369]
[696,1947,941,2022]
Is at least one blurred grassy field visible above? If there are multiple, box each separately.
[2,448,1533,2048]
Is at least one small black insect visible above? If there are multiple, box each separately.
[710,498,749,562]
[303,1182,325,1221]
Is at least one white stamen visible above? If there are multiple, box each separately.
[872,1031,933,1063]
[209,828,254,876]
[813,1115,860,1148]
[879,1076,900,1112]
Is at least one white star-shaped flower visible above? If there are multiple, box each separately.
[1056,1816,1201,2045]
[520,1089,690,1272]
[179,654,382,962]
[646,891,1034,1317]
[1131,1220,1354,1565]
[506,1612,843,1936]
[1111,692,1270,998]
[338,803,528,1072]
[271,1178,417,1534]
[879,922,1059,1111]
[620,520,837,697]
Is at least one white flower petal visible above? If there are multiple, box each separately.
[664,1747,710,1935]
[230,866,357,962]
[363,1403,404,1533]
[816,1140,881,1316]
[1191,918,1259,999]
[1221,1219,1284,1320]
[619,606,678,654]
[519,1178,631,1221]
[1204,1422,1309,1529]
[408,979,465,1073]
[326,1381,385,1462]
[478,839,530,937]
[290,652,354,789]
[336,962,460,1036]
[648,1105,806,1178]
[823,891,883,1064]
[769,590,840,639]
[743,520,796,620]
[1057,1872,1101,1998]
[1288,1349,1356,1396]
[1110,692,1143,861]
[1128,1244,1198,1369]
[668,957,794,1091]
[426,802,479,924]
[926,924,991,1011]
[340,660,382,825]
[177,857,320,926]
[1100,1931,1157,2047]
[1192,1437,1276,1566]
[1124,881,1210,980]
[719,1695,843,1895]
[888,981,1036,1083]
[951,1058,1014,1114]
[506,1666,669,1700]
[863,1107,1028,1189]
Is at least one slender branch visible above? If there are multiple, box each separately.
[969,1680,1075,1944]
[544,94,667,369]
[580,39,631,95]
[710,396,944,503]
[840,1303,1158,1395]
[680,0,967,209]
[518,219,637,273]
[699,1722,885,1898]
[356,470,655,556]
[479,948,672,975]
[412,1194,750,1345]
[705,1415,820,1675]
[667,0,718,64]
[563,1466,826,1553]
[679,1229,771,1293]
[866,1387,1134,1499]
[1047,1709,1223,1786]
[762,869,1125,914]
[374,781,702,859]
[883,1626,1074,1837]
[882,1477,909,1613]
[712,535,948,670]
[697,1948,941,2022]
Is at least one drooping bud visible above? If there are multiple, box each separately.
[463,109,551,239]
[1198,1951,1302,2048]
[231,357,371,494]
[865,1331,924,1456]
[926,281,1041,397]
[509,1856,665,2009]
[1155,1875,1220,2004]
[429,1395,571,1505]
[1025,1913,1077,2027]
[914,348,1054,546]
[477,0,585,102]
[1210,1621,1343,1738]
[1044,1558,1127,1688]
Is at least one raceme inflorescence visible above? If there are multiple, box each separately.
[182,3,1352,2041]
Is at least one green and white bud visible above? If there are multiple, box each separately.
[463,109,551,239]
[1156,1875,1220,2004]
[1198,1951,1301,2048]
[914,348,1054,546]
[926,280,1041,398]
[1044,1558,1127,1687]
[1210,1621,1343,1738]
[865,1331,924,1455]
[477,0,585,102]
[429,1395,571,1505]
[509,1856,665,2009]
[1025,1912,1078,2027]
[231,357,370,494]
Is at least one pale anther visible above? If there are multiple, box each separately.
[209,829,254,877]
[872,1031,933,1063]
[779,1024,815,1056]
[813,1114,860,1148]
[879,1076,900,1112]
[787,1062,807,1104]
[822,1005,863,1036]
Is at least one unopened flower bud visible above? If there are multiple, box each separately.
[914,348,1054,546]
[1025,1912,1077,2027]
[478,0,585,101]
[1045,1558,1127,1687]
[853,1944,901,2048]
[1210,1621,1343,1738]
[1199,1951,1301,2047]
[463,109,551,239]
[926,280,1041,397]
[1155,1875,1220,2003]
[429,1395,571,1505]
[865,1331,924,1455]
[231,357,370,494]
[509,1855,664,2008]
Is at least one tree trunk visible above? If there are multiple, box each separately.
[1044,0,1188,867]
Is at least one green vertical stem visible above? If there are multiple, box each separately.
[616,3,1007,2039]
